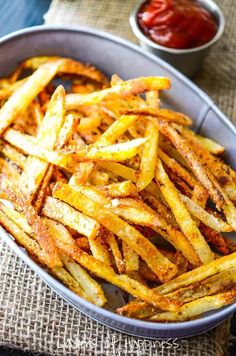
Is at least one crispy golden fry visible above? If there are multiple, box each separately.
[55,113,79,149]
[0,60,65,135]
[155,252,236,295]
[156,160,214,264]
[78,115,101,132]
[21,56,109,86]
[66,77,171,109]
[61,254,107,307]
[53,182,178,283]
[95,181,138,198]
[180,194,232,232]
[52,265,94,302]
[105,231,125,274]
[0,208,43,261]
[33,164,54,213]
[117,269,236,318]
[195,134,225,155]
[4,129,146,167]
[148,289,236,321]
[0,175,61,268]
[42,196,100,239]
[98,162,162,200]
[199,223,229,255]
[0,140,27,169]
[157,121,225,210]
[42,211,178,310]
[140,191,177,226]
[19,85,66,200]
[122,241,139,272]
[146,90,160,109]
[122,108,192,126]
[181,127,236,203]
[0,201,33,236]
[68,184,199,266]
[0,157,20,182]
[137,120,159,191]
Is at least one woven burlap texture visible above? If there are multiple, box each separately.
[0,0,235,355]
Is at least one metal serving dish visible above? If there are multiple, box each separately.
[0,26,235,339]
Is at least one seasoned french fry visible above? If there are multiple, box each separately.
[66,77,171,109]
[137,120,159,191]
[19,85,66,200]
[42,196,100,239]
[61,254,107,307]
[122,241,139,272]
[117,269,236,319]
[122,108,192,126]
[0,140,27,169]
[53,182,178,283]
[105,231,124,274]
[195,134,225,155]
[148,289,236,321]
[42,211,178,310]
[156,159,214,264]
[157,121,225,210]
[95,181,138,198]
[0,175,61,268]
[67,184,200,266]
[4,129,146,167]
[180,194,232,232]
[0,60,65,135]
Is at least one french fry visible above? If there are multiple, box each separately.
[4,129,146,167]
[21,56,109,86]
[42,196,100,239]
[181,127,236,203]
[155,252,236,295]
[157,121,225,210]
[98,162,162,200]
[122,241,139,272]
[61,254,107,307]
[19,85,66,200]
[137,120,159,191]
[122,108,192,126]
[195,134,225,155]
[66,77,171,109]
[199,223,229,254]
[94,181,138,198]
[105,231,125,274]
[0,60,65,135]
[156,159,214,264]
[180,194,232,232]
[41,211,178,310]
[67,184,200,266]
[0,175,61,268]
[53,182,178,283]
[0,140,27,169]
[117,269,236,318]
[148,289,236,321]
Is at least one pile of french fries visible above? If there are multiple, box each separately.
[0,56,236,322]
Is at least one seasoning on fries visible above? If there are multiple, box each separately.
[0,55,236,322]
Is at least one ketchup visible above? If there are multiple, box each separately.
[138,0,218,49]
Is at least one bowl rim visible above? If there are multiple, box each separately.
[130,0,225,54]
[0,24,235,333]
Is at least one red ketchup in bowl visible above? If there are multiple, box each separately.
[138,0,218,49]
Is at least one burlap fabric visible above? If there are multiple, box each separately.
[0,0,235,355]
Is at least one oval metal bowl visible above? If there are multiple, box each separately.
[0,26,236,339]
